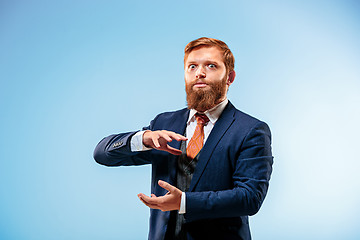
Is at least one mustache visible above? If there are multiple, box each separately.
[190,79,208,86]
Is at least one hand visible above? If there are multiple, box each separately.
[143,130,187,155]
[138,180,182,212]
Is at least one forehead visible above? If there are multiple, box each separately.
[185,46,224,64]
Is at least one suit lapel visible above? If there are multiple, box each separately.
[167,108,189,184]
[167,108,189,149]
[189,102,236,191]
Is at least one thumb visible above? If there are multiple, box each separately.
[158,180,175,193]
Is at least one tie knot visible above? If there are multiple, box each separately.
[195,113,209,126]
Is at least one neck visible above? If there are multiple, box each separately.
[195,97,227,113]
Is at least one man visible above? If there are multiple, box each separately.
[94,37,273,240]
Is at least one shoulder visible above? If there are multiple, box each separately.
[226,103,272,150]
[228,102,271,133]
[149,107,189,131]
[155,107,189,120]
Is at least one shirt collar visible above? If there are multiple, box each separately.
[187,98,229,125]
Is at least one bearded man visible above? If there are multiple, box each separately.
[94,37,273,240]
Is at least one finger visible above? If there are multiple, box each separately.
[159,131,173,142]
[137,193,148,201]
[139,193,161,205]
[138,197,160,209]
[152,135,161,148]
[166,131,188,141]
[138,194,149,205]
[138,195,148,205]
[165,145,183,155]
[144,203,160,209]
[174,133,188,141]
[138,193,153,202]
[138,194,154,205]
[158,180,176,193]
[139,193,157,198]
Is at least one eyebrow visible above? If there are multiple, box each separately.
[186,60,220,65]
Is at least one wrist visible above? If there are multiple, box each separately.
[142,130,152,148]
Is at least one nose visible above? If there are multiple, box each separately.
[195,65,206,79]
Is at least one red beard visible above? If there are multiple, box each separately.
[185,77,227,112]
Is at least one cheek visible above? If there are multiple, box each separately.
[207,71,223,81]
[184,72,194,82]
[215,71,227,81]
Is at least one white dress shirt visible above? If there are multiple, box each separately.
[130,99,229,214]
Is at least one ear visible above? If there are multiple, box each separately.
[227,71,236,86]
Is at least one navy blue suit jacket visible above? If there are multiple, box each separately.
[94,102,273,240]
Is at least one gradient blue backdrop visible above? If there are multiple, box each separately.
[1,0,359,239]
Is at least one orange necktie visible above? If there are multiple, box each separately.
[186,113,210,159]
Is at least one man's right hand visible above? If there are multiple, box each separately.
[143,130,187,155]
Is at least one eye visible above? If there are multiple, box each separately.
[208,64,216,68]
[189,64,196,69]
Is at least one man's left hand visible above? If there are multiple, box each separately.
[138,180,182,211]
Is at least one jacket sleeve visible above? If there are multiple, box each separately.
[184,122,273,222]
[93,127,152,167]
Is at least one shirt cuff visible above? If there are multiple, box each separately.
[130,131,152,152]
[179,192,186,214]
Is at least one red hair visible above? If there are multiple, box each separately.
[184,37,235,74]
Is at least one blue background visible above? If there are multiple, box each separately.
[1,0,359,239]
